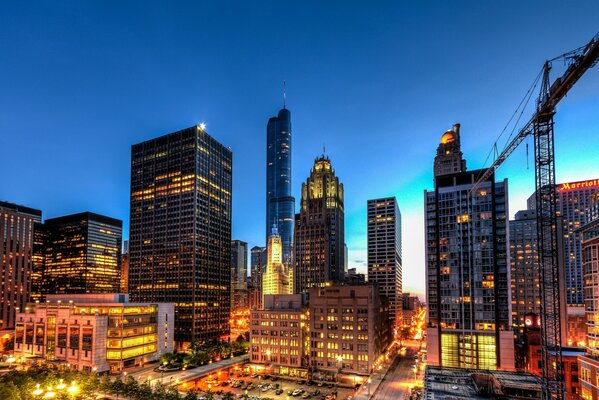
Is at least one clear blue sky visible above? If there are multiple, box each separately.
[2,1,599,297]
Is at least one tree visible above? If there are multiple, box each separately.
[99,373,112,391]
[222,391,235,400]
[0,382,21,400]
[184,390,199,400]
[159,352,177,366]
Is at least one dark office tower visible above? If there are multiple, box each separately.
[250,246,266,308]
[367,197,402,333]
[425,128,515,371]
[509,210,540,342]
[30,222,46,302]
[231,240,248,311]
[121,240,129,293]
[528,179,599,306]
[294,155,345,293]
[266,108,295,269]
[43,212,122,294]
[0,201,41,331]
[433,123,466,177]
[129,125,232,346]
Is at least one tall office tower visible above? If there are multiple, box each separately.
[367,197,402,334]
[425,128,515,371]
[527,179,599,305]
[509,209,540,342]
[577,193,599,400]
[250,246,266,309]
[129,125,232,345]
[262,227,292,303]
[43,212,122,295]
[0,201,41,331]
[231,240,249,310]
[266,107,295,269]
[121,240,129,293]
[294,155,345,293]
[30,222,46,302]
[433,123,466,177]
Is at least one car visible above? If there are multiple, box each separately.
[252,373,259,378]
[317,382,324,387]
[306,380,315,386]
[264,374,271,380]
[276,389,284,395]
[262,387,270,392]
[271,376,279,381]
[292,389,304,397]
[327,383,334,389]
[287,390,294,396]
[312,390,321,396]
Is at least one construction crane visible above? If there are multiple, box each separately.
[471,32,599,400]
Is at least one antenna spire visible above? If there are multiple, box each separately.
[283,80,286,109]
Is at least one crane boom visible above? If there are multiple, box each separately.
[471,33,599,192]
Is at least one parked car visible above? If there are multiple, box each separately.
[302,393,311,399]
[317,382,324,387]
[292,389,304,397]
[276,389,284,395]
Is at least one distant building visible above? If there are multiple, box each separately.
[129,125,232,346]
[250,246,267,308]
[30,222,46,302]
[266,107,295,270]
[294,156,345,293]
[231,240,249,310]
[345,268,366,285]
[402,293,422,327]
[262,227,292,303]
[509,209,540,342]
[424,366,542,400]
[0,201,41,331]
[367,196,402,332]
[120,240,129,294]
[42,212,122,295]
[425,125,515,371]
[13,293,173,373]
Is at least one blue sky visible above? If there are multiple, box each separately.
[2,1,599,297]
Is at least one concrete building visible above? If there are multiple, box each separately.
[425,125,515,371]
[308,284,391,380]
[262,227,293,303]
[13,293,174,373]
[249,294,308,378]
[367,196,402,334]
[42,212,123,295]
[129,125,232,346]
[0,201,42,331]
[294,156,345,293]
[231,240,249,311]
[509,209,540,343]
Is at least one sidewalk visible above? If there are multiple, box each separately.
[353,357,395,400]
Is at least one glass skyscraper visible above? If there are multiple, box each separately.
[129,125,232,346]
[266,108,295,269]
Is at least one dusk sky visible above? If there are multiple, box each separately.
[2,2,599,297]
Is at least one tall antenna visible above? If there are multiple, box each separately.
[283,80,286,109]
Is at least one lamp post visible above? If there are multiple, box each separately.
[265,349,272,375]
[367,377,372,397]
[336,356,343,385]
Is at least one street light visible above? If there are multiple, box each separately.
[337,356,343,384]
[367,377,372,396]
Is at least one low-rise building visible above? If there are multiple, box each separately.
[13,293,174,373]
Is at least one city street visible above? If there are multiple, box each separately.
[371,348,424,399]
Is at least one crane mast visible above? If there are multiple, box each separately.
[471,32,599,400]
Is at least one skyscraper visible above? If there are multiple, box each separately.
[425,126,515,371]
[433,123,466,177]
[129,125,232,346]
[231,240,248,310]
[294,155,345,293]
[262,227,292,303]
[367,197,402,333]
[509,209,540,342]
[43,212,122,295]
[250,246,266,309]
[266,107,295,269]
[0,201,41,331]
[528,178,599,306]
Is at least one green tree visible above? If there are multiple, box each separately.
[184,389,199,400]
[0,382,21,400]
[159,352,177,366]
[222,391,235,400]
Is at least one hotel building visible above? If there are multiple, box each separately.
[129,125,232,345]
[13,293,174,373]
[425,124,515,371]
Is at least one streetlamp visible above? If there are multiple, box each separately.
[367,377,372,396]
[265,349,272,375]
[336,356,343,385]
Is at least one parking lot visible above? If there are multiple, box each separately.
[179,371,356,400]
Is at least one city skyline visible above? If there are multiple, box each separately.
[3,3,599,297]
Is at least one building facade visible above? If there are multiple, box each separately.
[42,212,122,295]
[262,227,293,303]
[294,156,345,293]
[367,197,402,333]
[266,108,295,270]
[425,127,515,371]
[0,201,41,331]
[231,240,249,311]
[509,209,540,343]
[129,125,232,345]
[13,293,173,373]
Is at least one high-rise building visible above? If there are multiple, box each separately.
[509,209,540,342]
[0,201,41,331]
[528,178,599,305]
[262,227,292,303]
[129,125,232,346]
[425,126,515,371]
[30,221,46,302]
[121,240,129,293]
[294,156,345,293]
[250,246,266,309]
[433,123,466,177]
[266,107,295,269]
[367,196,402,333]
[42,212,122,295]
[231,240,249,310]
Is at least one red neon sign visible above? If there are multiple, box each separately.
[559,179,599,191]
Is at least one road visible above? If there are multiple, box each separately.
[370,346,424,400]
